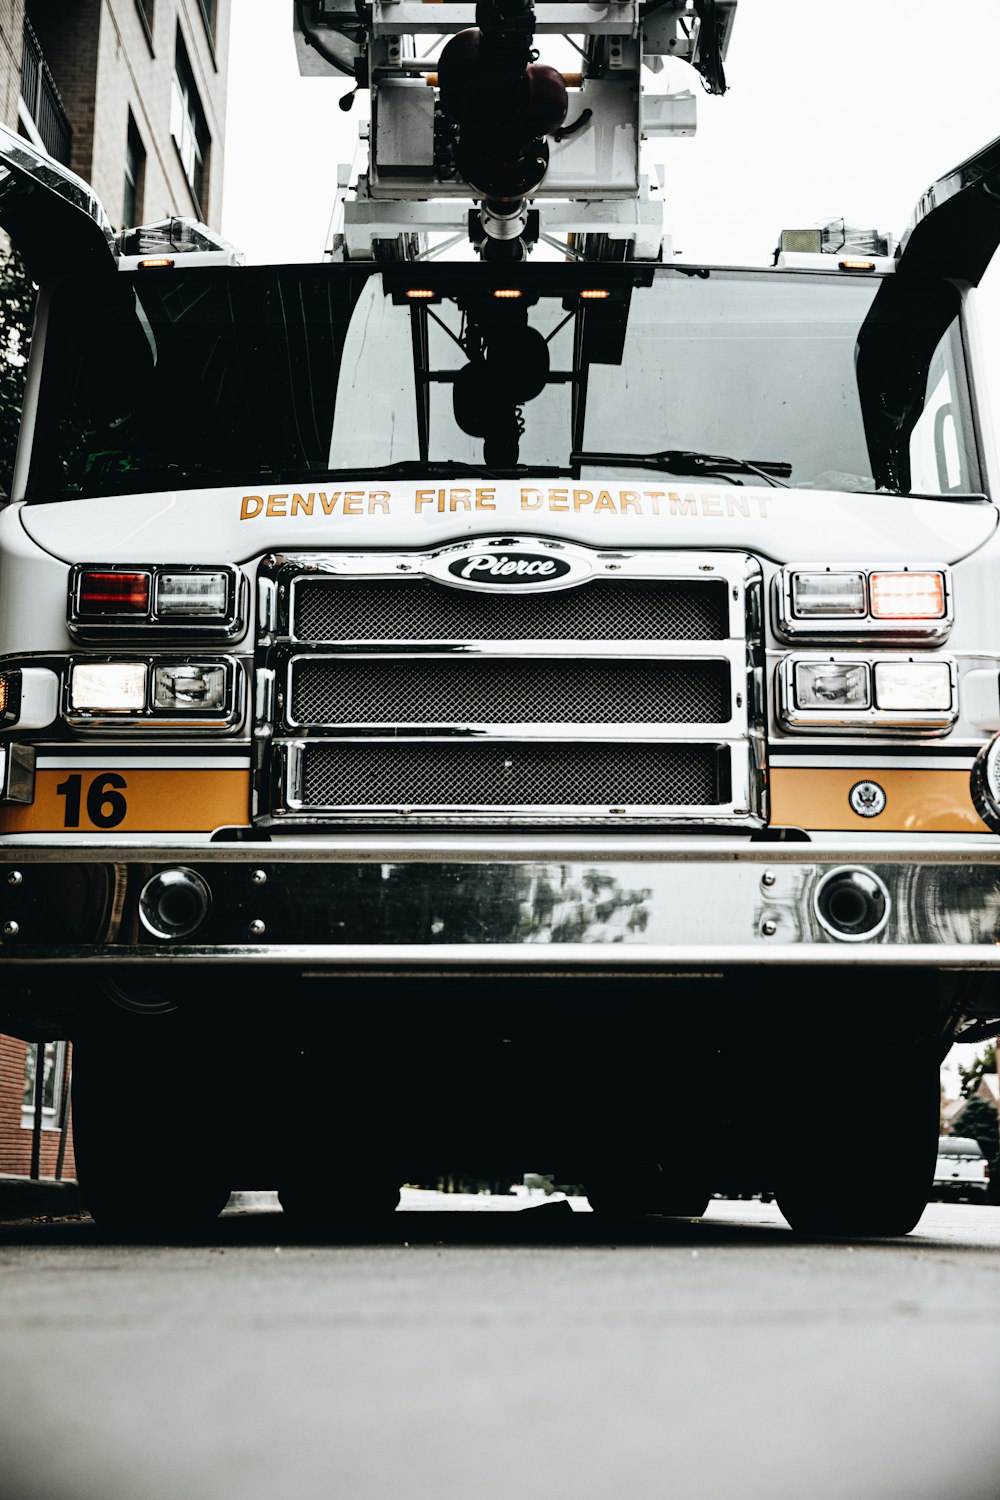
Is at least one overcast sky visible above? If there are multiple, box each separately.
[221,0,1000,268]
[220,2,999,1096]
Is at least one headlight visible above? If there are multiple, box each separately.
[776,566,951,643]
[794,660,869,709]
[70,662,147,711]
[69,565,242,637]
[155,571,229,619]
[791,572,866,618]
[153,664,228,711]
[65,658,240,729]
[779,654,957,733]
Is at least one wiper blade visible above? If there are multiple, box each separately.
[342,460,569,480]
[571,449,792,488]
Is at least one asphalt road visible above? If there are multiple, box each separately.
[1,1193,999,1500]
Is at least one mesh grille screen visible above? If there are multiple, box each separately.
[299,741,723,810]
[293,577,728,643]
[292,658,731,726]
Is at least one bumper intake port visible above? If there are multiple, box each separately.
[138,868,212,941]
[814,866,889,941]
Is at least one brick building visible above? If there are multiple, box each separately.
[0,0,232,1181]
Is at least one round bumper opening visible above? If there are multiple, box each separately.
[814,866,890,942]
[138,868,212,941]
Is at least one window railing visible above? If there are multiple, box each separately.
[20,17,73,166]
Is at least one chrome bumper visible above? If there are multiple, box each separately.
[2,837,1000,968]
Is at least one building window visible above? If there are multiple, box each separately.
[170,33,210,211]
[135,0,155,50]
[21,1040,67,1128]
[123,111,146,228]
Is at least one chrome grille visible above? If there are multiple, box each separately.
[290,657,731,728]
[299,741,725,811]
[258,544,763,828]
[293,577,729,643]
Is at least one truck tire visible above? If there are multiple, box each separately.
[586,1163,710,1219]
[775,1056,939,1238]
[278,1177,400,1236]
[72,1032,233,1236]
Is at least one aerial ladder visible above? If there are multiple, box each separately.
[292,0,736,262]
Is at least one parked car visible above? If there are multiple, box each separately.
[932,1137,990,1202]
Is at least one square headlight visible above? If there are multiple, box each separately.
[794,660,870,710]
[153,664,228,712]
[791,572,866,618]
[155,571,230,619]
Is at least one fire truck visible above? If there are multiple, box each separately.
[1,0,999,1236]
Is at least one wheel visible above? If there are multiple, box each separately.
[72,1029,233,1236]
[586,1163,709,1219]
[775,1054,939,1238]
[278,1176,400,1236]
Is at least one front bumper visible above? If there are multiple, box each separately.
[3,836,1000,969]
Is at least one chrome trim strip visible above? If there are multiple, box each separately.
[7,943,1000,968]
[0,838,997,862]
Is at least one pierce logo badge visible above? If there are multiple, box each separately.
[446,552,572,586]
[849,780,887,818]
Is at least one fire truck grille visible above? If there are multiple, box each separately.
[293,577,729,643]
[290,658,731,728]
[298,741,726,812]
[261,549,761,826]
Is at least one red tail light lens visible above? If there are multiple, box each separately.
[77,570,151,616]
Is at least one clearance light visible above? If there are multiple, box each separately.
[870,572,946,619]
[791,572,866,617]
[580,289,611,300]
[77,570,151,617]
[795,660,869,710]
[874,661,952,711]
[155,571,229,619]
[138,257,175,269]
[0,669,21,724]
[492,289,523,299]
[839,259,876,271]
[405,289,437,300]
[70,662,147,711]
[152,664,227,712]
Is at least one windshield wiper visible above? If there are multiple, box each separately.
[342,460,569,481]
[571,449,792,488]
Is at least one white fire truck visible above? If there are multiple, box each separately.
[1,0,999,1235]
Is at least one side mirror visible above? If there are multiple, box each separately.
[0,121,116,283]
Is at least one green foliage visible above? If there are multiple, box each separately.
[959,1042,997,1098]
[951,1096,1000,1201]
[0,244,35,500]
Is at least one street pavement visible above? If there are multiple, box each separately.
[1,1193,999,1500]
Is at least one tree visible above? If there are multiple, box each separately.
[959,1042,998,1098]
[0,244,35,500]
[950,1096,1000,1203]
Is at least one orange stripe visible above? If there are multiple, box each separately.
[769,767,989,833]
[0,769,250,835]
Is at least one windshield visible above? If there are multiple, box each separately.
[26,262,982,502]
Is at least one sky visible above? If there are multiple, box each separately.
[219,1,999,1098]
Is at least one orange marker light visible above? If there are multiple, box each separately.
[492,289,523,299]
[405,289,437,299]
[138,257,175,269]
[580,289,611,299]
[870,571,946,619]
[839,259,876,271]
